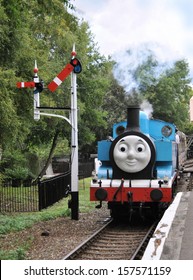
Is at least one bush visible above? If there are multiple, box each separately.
[4,167,30,180]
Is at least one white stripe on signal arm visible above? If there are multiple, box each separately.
[53,76,62,86]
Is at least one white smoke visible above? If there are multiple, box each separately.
[112,42,184,118]
[140,100,153,118]
[112,42,181,94]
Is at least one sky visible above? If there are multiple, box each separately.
[73,0,193,79]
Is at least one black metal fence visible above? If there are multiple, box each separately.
[0,181,39,212]
[38,171,71,210]
[79,160,94,179]
[0,160,94,213]
[0,172,71,212]
[52,157,94,178]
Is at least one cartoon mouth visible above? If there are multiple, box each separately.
[126,159,137,166]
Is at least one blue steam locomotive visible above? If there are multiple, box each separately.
[90,106,179,218]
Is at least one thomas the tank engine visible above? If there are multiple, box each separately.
[90,106,178,218]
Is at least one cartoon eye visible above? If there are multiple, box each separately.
[136,144,145,153]
[119,144,128,152]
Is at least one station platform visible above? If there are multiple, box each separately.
[142,191,193,260]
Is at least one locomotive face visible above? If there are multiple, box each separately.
[113,135,151,173]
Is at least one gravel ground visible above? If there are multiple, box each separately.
[1,204,110,260]
[1,174,188,260]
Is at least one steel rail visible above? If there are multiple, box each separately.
[63,218,113,260]
[130,220,158,260]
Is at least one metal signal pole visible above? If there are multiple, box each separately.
[70,45,79,220]
[33,60,40,121]
[17,45,82,220]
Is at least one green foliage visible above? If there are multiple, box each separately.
[0,149,32,179]
[182,121,193,135]
[53,137,70,156]
[0,0,112,176]
[0,0,192,178]
[0,68,21,148]
[114,48,192,130]
[105,46,192,139]
[4,167,29,180]
[143,60,192,130]
[0,248,26,260]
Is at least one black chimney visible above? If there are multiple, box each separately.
[126,106,140,131]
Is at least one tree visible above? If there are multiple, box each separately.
[0,0,113,177]
[112,45,192,131]
[102,76,128,132]
[0,69,20,149]
[143,60,192,130]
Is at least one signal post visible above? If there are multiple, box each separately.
[17,45,81,220]
[70,56,79,220]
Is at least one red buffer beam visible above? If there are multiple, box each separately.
[47,63,74,92]
[16,81,35,88]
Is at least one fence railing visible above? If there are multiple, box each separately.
[38,171,71,210]
[0,160,94,213]
[0,181,39,212]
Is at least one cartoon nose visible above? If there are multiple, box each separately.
[127,148,135,159]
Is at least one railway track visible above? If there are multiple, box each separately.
[63,218,158,260]
[176,158,193,192]
[187,172,193,191]
[180,158,193,191]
